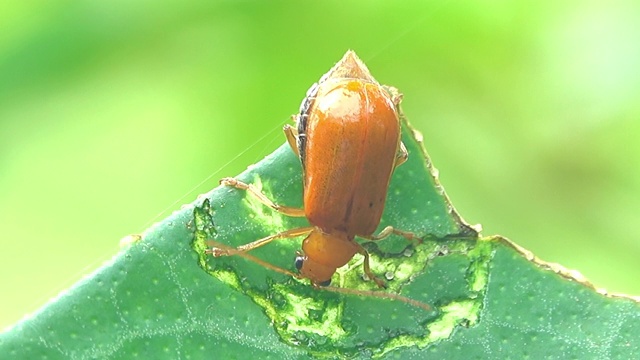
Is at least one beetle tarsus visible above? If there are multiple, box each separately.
[372,277,388,289]
[219,176,306,217]
[220,177,243,188]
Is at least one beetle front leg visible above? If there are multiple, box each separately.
[205,232,312,279]
[355,244,387,289]
[207,226,314,256]
[220,177,305,217]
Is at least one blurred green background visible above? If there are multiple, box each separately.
[1,1,639,330]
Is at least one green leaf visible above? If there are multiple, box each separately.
[1,116,638,359]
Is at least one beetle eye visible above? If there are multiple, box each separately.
[294,256,304,270]
[318,279,331,287]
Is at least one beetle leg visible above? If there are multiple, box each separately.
[220,177,306,217]
[394,141,409,168]
[354,243,387,289]
[362,225,422,245]
[207,226,314,256]
[283,123,300,157]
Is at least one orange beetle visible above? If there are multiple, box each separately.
[208,50,422,301]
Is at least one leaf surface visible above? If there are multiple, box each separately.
[1,116,638,359]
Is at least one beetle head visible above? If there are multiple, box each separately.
[294,252,334,286]
[294,230,359,286]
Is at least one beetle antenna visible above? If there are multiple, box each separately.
[206,240,301,279]
[206,240,432,311]
[317,284,432,311]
